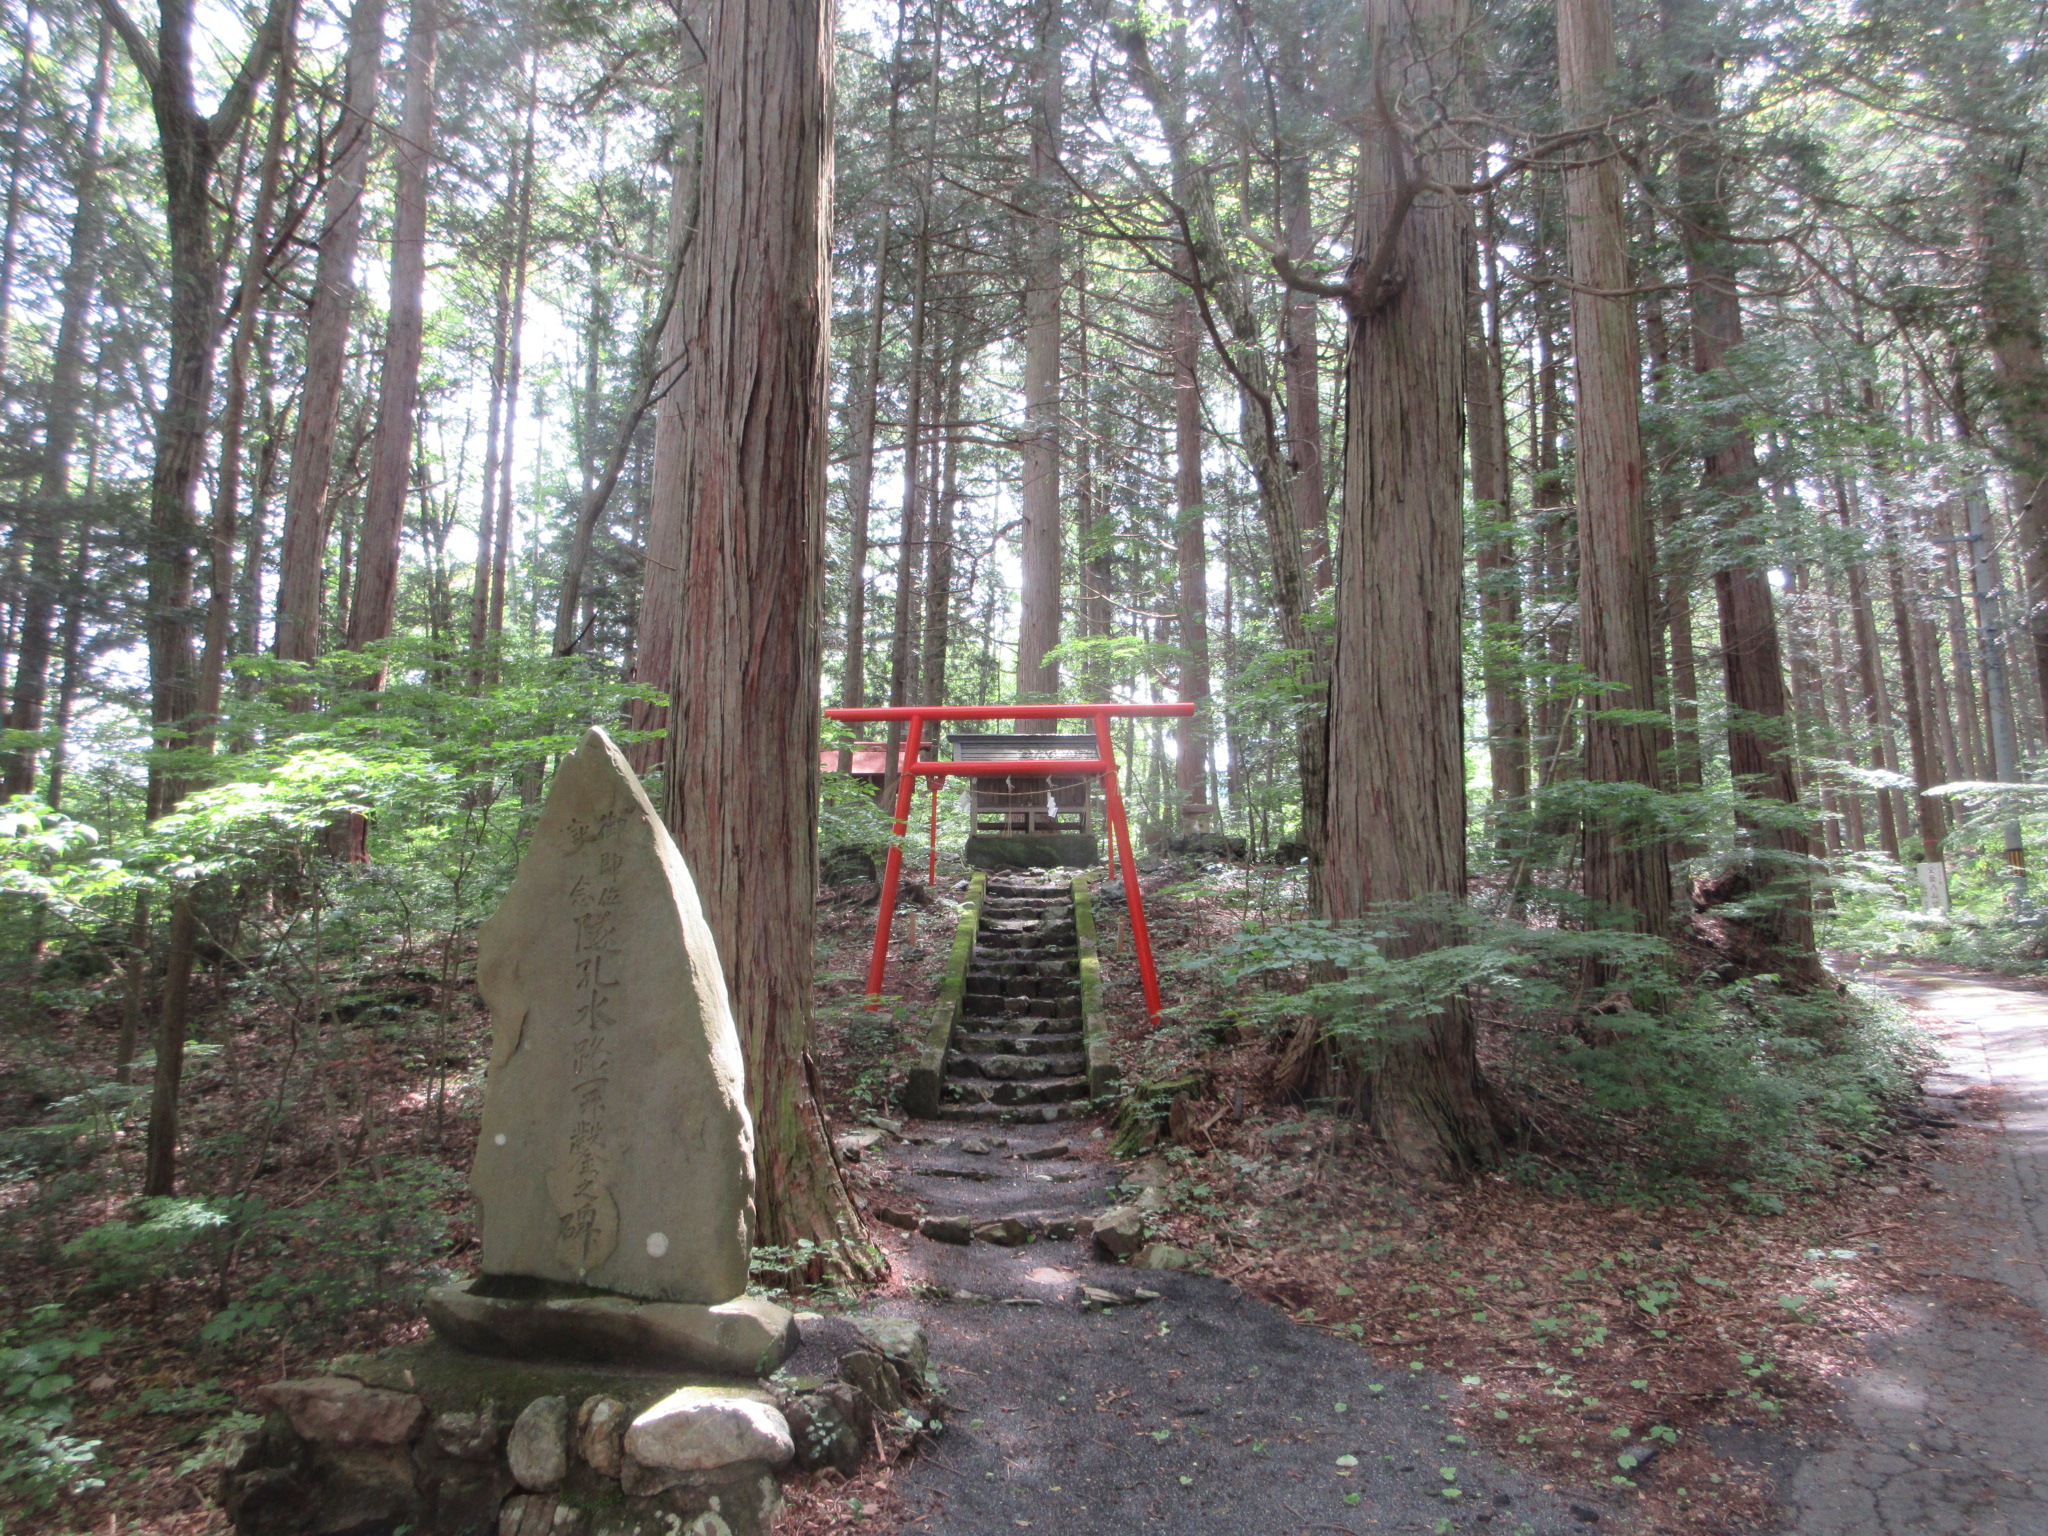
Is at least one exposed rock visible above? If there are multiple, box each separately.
[956,1135,1005,1155]
[1090,1204,1146,1259]
[255,1376,425,1448]
[1131,1241,1200,1272]
[425,1282,797,1376]
[853,1316,929,1377]
[973,1217,1031,1246]
[868,1203,920,1230]
[1039,1216,1081,1240]
[506,1396,569,1492]
[782,1382,872,1474]
[469,726,754,1303]
[500,1492,586,1536]
[917,1215,973,1245]
[1122,1155,1172,1188]
[834,1128,886,1161]
[1017,1143,1070,1161]
[820,843,878,886]
[431,1407,499,1460]
[575,1394,626,1477]
[837,1350,906,1415]
[622,1387,793,1473]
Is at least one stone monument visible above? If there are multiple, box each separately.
[220,727,882,1536]
[425,725,794,1375]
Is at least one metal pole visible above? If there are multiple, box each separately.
[1094,710,1163,1020]
[927,778,939,884]
[864,712,926,1007]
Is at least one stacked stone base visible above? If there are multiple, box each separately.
[221,1319,935,1536]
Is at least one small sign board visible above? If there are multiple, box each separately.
[1916,861,1951,914]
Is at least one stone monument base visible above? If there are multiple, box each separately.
[220,1341,791,1536]
[424,1279,798,1377]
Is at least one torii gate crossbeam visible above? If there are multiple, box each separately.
[823,703,1195,1021]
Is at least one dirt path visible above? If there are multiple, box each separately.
[813,1117,1592,1536]
[1776,966,2048,1534]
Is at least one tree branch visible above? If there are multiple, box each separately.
[207,0,296,144]
[94,0,159,87]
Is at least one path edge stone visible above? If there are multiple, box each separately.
[1072,875,1118,1100]
[905,872,986,1117]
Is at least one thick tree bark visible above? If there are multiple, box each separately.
[1559,0,1670,938]
[1321,0,1498,1173]
[345,0,436,666]
[273,0,382,667]
[1665,0,1820,982]
[1015,0,1061,706]
[4,22,114,798]
[655,0,863,1259]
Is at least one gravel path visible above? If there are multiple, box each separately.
[812,1118,1594,1536]
[1776,967,2048,1534]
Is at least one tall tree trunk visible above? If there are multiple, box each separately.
[920,333,965,706]
[1121,25,1327,880]
[105,0,291,1196]
[656,0,862,1258]
[1173,292,1212,822]
[1468,199,1527,826]
[1321,0,1498,1173]
[345,0,436,668]
[487,85,536,654]
[4,21,113,798]
[835,1,908,730]
[199,8,293,744]
[273,0,382,667]
[1888,548,1945,862]
[0,17,35,389]
[1665,0,1819,982]
[1275,27,1329,593]
[1015,0,1062,706]
[1832,474,1903,860]
[1559,0,1670,938]
[467,242,511,673]
[628,50,694,764]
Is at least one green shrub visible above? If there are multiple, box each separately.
[0,1309,108,1509]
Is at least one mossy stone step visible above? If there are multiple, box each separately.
[941,1073,1091,1106]
[944,1051,1087,1081]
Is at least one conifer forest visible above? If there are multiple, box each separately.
[2,0,2048,1529]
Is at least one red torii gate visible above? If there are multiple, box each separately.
[823,703,1195,1020]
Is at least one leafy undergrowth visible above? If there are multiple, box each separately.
[0,950,490,1532]
[0,865,953,1535]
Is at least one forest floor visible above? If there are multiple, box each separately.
[0,862,2038,1535]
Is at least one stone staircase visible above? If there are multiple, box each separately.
[939,875,1091,1123]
